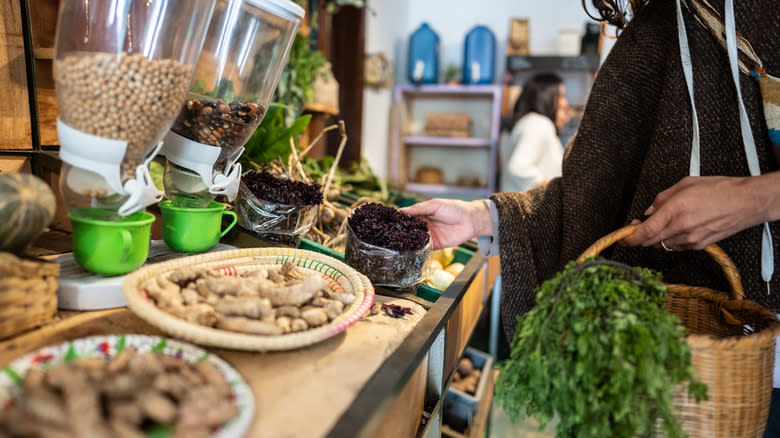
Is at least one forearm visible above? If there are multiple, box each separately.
[469,199,494,237]
[750,171,780,224]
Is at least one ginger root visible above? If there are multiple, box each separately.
[216,315,284,335]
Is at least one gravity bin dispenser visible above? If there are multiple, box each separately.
[162,0,303,208]
[54,0,215,276]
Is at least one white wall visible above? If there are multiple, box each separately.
[360,1,409,180]
[361,0,599,181]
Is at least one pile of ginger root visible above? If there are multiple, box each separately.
[0,348,236,438]
[142,261,356,335]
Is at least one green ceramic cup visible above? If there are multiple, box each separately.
[68,210,156,276]
[159,201,237,254]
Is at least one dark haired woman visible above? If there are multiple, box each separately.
[502,73,569,192]
[404,0,780,432]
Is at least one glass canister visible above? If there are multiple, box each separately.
[55,0,216,219]
[163,0,304,208]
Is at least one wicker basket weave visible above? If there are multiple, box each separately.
[0,253,59,340]
[578,225,780,438]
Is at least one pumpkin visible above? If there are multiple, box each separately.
[0,173,56,255]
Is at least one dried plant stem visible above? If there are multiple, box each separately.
[288,136,308,181]
[299,124,339,160]
[322,121,347,197]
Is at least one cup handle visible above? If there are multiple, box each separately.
[220,211,238,238]
[119,229,132,263]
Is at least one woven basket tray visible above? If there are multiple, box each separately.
[0,253,59,340]
[578,225,780,438]
[122,247,375,352]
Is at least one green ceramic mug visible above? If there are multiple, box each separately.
[159,201,237,253]
[68,210,156,276]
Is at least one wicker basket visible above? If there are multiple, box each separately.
[123,247,374,352]
[577,225,780,438]
[0,252,59,340]
[423,113,472,138]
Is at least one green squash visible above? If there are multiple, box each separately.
[0,173,56,255]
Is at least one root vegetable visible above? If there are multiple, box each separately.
[215,297,272,319]
[276,316,292,333]
[276,305,301,318]
[301,307,328,327]
[153,373,190,401]
[216,315,284,335]
[109,419,145,438]
[180,303,217,326]
[324,300,345,320]
[107,348,137,374]
[167,269,205,288]
[201,277,243,296]
[137,390,177,424]
[128,352,165,377]
[109,400,144,425]
[194,361,226,387]
[23,389,68,426]
[181,287,201,305]
[291,318,309,332]
[256,275,328,306]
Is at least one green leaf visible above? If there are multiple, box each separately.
[195,353,211,364]
[3,367,23,385]
[152,339,167,353]
[64,342,78,363]
[149,161,164,192]
[146,424,171,438]
[116,335,126,353]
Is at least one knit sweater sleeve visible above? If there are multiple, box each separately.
[490,1,674,337]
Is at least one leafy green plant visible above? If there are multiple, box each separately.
[240,103,311,168]
[273,33,328,125]
[443,64,459,83]
[495,259,707,438]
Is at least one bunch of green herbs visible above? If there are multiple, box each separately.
[495,259,707,438]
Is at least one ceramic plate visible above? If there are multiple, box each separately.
[0,334,254,438]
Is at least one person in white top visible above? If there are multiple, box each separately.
[501,73,570,193]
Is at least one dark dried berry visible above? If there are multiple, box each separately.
[243,171,323,206]
[348,203,429,252]
[381,303,413,319]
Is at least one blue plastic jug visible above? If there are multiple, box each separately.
[463,25,496,85]
[408,23,439,85]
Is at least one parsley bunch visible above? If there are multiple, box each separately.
[495,259,707,438]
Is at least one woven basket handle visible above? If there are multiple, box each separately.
[576,224,745,300]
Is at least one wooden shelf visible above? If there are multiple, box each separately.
[303,102,339,116]
[403,136,492,148]
[399,84,500,97]
[506,54,600,72]
[405,183,491,197]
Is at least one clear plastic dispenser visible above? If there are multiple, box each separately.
[55,0,215,219]
[162,0,304,208]
[53,0,215,280]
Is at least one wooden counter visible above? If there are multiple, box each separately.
[6,229,500,438]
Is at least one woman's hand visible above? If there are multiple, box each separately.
[402,199,492,249]
[622,175,779,250]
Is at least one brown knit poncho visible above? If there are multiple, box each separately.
[492,0,780,339]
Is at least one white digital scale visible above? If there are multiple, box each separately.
[54,241,236,310]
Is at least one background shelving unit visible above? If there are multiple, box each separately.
[389,84,502,200]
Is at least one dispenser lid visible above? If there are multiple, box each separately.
[245,0,305,21]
